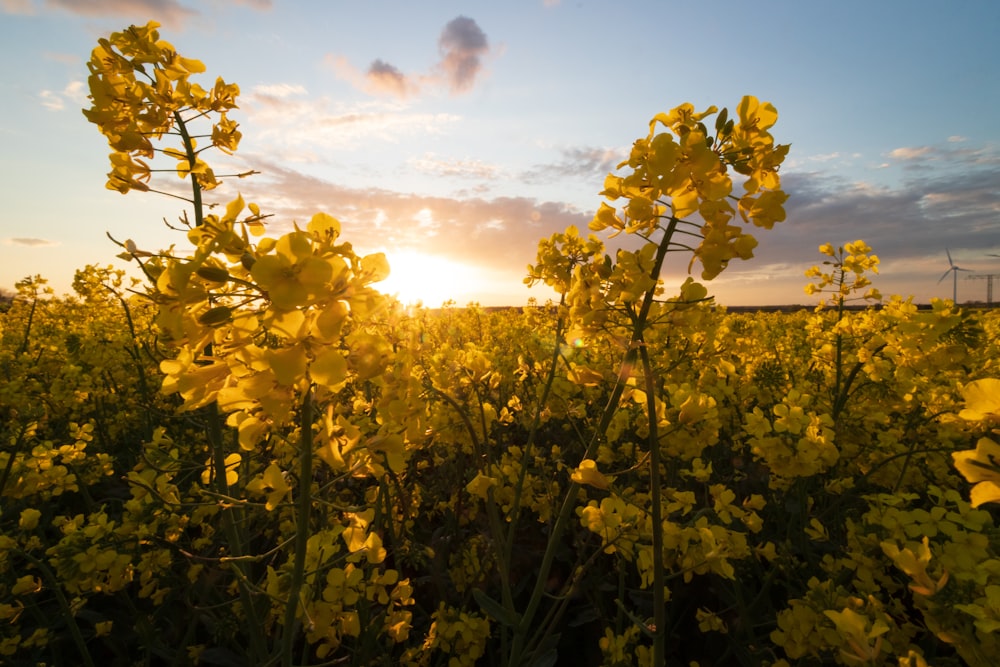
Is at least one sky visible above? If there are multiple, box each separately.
[2,0,1000,307]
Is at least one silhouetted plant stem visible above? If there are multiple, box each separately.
[281,387,314,667]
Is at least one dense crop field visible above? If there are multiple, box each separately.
[3,21,1000,667]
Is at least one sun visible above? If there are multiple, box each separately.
[376,250,483,307]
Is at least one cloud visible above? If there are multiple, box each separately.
[43,51,80,66]
[43,0,198,28]
[622,140,1000,305]
[805,152,841,163]
[241,89,460,162]
[520,146,623,184]
[7,237,57,247]
[225,137,997,304]
[2,0,34,14]
[366,59,418,98]
[229,156,589,274]
[39,80,87,111]
[409,153,500,180]
[39,90,64,111]
[888,146,933,161]
[327,55,418,99]
[330,15,493,99]
[436,16,490,94]
[888,143,1000,170]
[232,0,271,8]
[756,145,1000,275]
[251,83,307,98]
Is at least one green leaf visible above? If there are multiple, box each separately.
[614,598,655,639]
[530,648,558,667]
[715,107,729,133]
[472,589,519,628]
[196,265,230,283]
[198,305,233,327]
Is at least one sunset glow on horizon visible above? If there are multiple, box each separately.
[2,1,999,306]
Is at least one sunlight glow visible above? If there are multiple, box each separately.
[377,249,485,307]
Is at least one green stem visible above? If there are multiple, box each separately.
[172,110,204,228]
[638,343,666,665]
[177,106,267,658]
[17,550,96,667]
[0,421,31,499]
[15,287,38,357]
[208,404,268,660]
[508,219,677,666]
[832,271,846,419]
[281,387,314,667]
[500,305,566,594]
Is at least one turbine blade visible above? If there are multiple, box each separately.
[939,269,953,283]
[947,248,954,266]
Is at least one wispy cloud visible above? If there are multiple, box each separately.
[547,140,1000,305]
[43,0,198,28]
[219,137,1000,304]
[888,143,1000,169]
[232,0,271,9]
[242,88,460,161]
[7,237,57,247]
[1,0,33,14]
[230,156,588,273]
[805,152,842,163]
[251,83,307,98]
[39,90,64,111]
[888,146,933,161]
[366,59,417,98]
[42,51,80,66]
[520,146,623,184]
[763,145,1000,272]
[5,0,270,22]
[330,15,494,99]
[326,56,418,99]
[408,153,500,180]
[39,80,87,111]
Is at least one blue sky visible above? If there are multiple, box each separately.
[2,0,999,306]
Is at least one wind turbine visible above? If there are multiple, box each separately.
[938,249,972,302]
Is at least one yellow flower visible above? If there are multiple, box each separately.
[736,95,778,134]
[201,452,241,487]
[466,472,498,500]
[18,508,41,531]
[952,437,1000,507]
[881,536,949,596]
[589,202,623,233]
[678,392,716,425]
[650,102,718,133]
[571,459,610,489]
[958,378,1000,423]
[12,575,41,596]
[823,608,888,664]
[898,650,929,667]
[250,231,337,309]
[696,608,728,634]
[246,463,291,511]
[738,189,788,229]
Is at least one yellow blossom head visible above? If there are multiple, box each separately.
[571,459,610,490]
